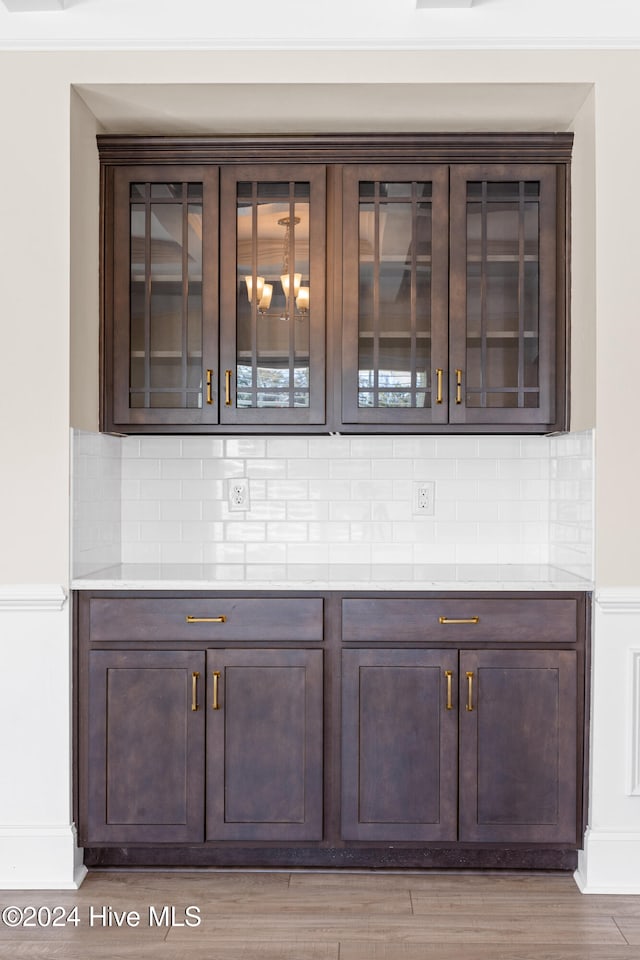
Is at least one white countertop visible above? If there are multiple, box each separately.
[71,563,593,592]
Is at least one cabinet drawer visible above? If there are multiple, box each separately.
[89,597,324,642]
[342,598,577,644]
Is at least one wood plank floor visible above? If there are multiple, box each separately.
[1,870,640,959]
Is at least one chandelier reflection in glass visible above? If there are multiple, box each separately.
[244,215,309,317]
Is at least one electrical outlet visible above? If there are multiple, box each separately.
[228,478,250,512]
[412,480,435,516]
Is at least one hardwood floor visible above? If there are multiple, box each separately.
[1,871,640,959]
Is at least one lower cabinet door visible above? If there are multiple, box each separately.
[459,649,578,843]
[341,649,458,841]
[85,650,206,844]
[206,648,323,841]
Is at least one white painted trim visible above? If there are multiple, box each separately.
[2,0,64,9]
[0,825,86,890]
[0,585,67,612]
[1,37,640,52]
[595,588,640,614]
[575,828,640,894]
[630,651,640,797]
[417,0,473,7]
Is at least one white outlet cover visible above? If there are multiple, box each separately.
[228,478,250,512]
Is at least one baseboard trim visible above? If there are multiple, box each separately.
[574,828,640,893]
[0,825,86,889]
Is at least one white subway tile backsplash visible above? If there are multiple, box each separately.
[180,437,225,459]
[456,501,499,522]
[223,438,265,458]
[288,543,330,564]
[372,459,411,480]
[73,428,594,581]
[308,436,351,458]
[308,479,351,501]
[330,458,371,480]
[436,437,479,458]
[392,436,437,458]
[181,479,224,501]
[412,458,456,479]
[330,501,372,522]
[160,542,204,564]
[457,460,499,479]
[287,460,330,480]
[246,542,287,564]
[266,479,310,500]
[203,542,245,564]
[329,542,371,565]
[161,459,203,480]
[160,501,202,522]
[138,437,181,458]
[286,501,330,522]
[225,521,266,542]
[350,437,394,459]
[267,437,309,459]
[266,521,308,542]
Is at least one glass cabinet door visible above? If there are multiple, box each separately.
[342,165,449,425]
[111,166,218,427]
[219,165,326,426]
[449,164,557,426]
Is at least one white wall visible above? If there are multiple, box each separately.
[0,46,639,889]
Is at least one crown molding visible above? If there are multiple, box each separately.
[1,36,640,51]
[2,0,64,9]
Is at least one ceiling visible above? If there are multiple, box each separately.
[1,0,640,49]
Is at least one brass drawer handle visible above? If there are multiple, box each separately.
[455,368,463,404]
[185,615,227,624]
[466,671,474,712]
[206,369,214,405]
[436,368,443,404]
[444,670,453,710]
[212,671,221,710]
[439,616,479,625]
[191,672,200,712]
[225,369,233,406]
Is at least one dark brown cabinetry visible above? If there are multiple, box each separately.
[77,594,324,848]
[341,648,458,841]
[206,647,323,841]
[76,589,587,870]
[458,648,577,843]
[85,649,205,844]
[342,646,577,846]
[99,134,571,435]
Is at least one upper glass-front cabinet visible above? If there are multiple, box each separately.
[342,165,449,425]
[449,164,557,426]
[219,165,326,426]
[111,166,219,427]
[100,136,569,435]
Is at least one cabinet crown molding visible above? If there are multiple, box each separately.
[97,132,574,166]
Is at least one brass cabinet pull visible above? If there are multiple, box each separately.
[206,369,214,405]
[439,616,479,625]
[185,615,227,624]
[225,369,233,406]
[444,670,453,710]
[212,671,221,710]
[191,672,200,712]
[466,671,474,712]
[455,369,463,404]
[436,368,443,404]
